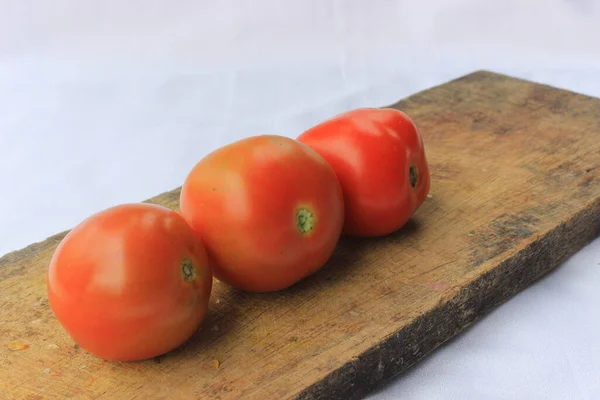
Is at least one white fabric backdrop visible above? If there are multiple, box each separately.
[1,1,599,398]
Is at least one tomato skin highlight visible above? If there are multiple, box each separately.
[47,203,212,362]
[179,135,344,293]
[297,108,431,237]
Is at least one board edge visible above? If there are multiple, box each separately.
[294,197,600,400]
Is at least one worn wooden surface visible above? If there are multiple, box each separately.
[1,70,599,400]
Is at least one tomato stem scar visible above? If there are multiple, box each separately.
[181,259,197,282]
[296,208,315,235]
[409,164,418,188]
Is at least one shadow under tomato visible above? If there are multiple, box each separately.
[256,218,422,300]
[149,281,249,364]
[146,217,422,365]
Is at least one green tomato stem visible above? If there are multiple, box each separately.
[296,208,315,235]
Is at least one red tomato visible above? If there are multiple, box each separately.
[179,135,344,292]
[47,203,212,361]
[297,108,430,237]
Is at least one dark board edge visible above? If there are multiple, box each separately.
[295,198,600,400]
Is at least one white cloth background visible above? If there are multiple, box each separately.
[1,1,599,398]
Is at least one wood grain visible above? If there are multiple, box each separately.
[1,70,599,400]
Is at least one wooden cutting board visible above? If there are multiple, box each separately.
[1,70,599,400]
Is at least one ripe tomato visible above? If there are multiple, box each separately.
[47,203,212,361]
[297,108,430,237]
[179,135,344,292]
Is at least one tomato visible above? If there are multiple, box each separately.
[179,135,344,292]
[297,107,430,237]
[47,203,212,361]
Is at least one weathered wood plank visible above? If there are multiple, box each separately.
[1,70,599,400]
